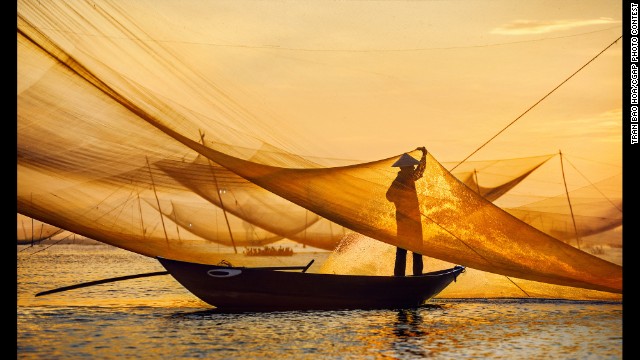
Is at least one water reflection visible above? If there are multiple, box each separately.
[389,306,442,358]
[393,308,424,338]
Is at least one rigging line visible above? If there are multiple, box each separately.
[416,157,532,296]
[19,244,36,253]
[561,155,622,212]
[226,189,267,243]
[88,177,139,221]
[25,232,74,257]
[450,35,622,172]
[33,20,619,52]
[418,208,531,297]
[137,191,145,239]
[87,185,143,237]
[170,201,182,242]
[21,218,29,245]
[560,152,623,170]
[559,150,581,250]
[305,209,308,245]
[19,234,46,253]
[146,156,170,246]
[198,25,621,52]
[109,188,142,234]
[473,169,481,194]
[200,130,238,253]
[37,220,45,242]
[31,193,34,247]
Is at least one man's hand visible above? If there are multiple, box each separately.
[416,146,427,154]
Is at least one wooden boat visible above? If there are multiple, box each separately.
[157,256,465,312]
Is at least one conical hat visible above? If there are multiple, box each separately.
[391,153,420,167]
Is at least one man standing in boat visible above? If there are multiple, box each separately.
[386,146,427,276]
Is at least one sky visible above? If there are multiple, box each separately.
[123,0,622,172]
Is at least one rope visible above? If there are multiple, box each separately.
[21,233,74,256]
[146,156,170,246]
[200,130,238,254]
[559,150,581,249]
[450,35,622,172]
[561,155,622,212]
[419,209,531,297]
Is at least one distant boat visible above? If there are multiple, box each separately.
[157,256,465,312]
[243,246,294,256]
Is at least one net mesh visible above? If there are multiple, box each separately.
[17,1,621,299]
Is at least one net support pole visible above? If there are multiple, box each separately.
[31,193,34,246]
[171,200,182,242]
[137,191,146,239]
[559,150,581,249]
[473,169,481,194]
[199,130,237,254]
[146,156,170,246]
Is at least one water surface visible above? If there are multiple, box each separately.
[17,245,622,359]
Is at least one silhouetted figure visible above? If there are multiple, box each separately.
[386,147,427,276]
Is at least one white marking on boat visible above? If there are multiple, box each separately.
[207,269,242,278]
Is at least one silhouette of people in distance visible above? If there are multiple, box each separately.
[385,147,427,276]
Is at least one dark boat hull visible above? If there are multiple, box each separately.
[158,256,465,311]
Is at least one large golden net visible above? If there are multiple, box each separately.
[17,1,621,300]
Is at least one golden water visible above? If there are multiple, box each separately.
[17,244,622,359]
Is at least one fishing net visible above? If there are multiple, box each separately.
[17,1,621,298]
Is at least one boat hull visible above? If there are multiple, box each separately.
[158,256,464,311]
